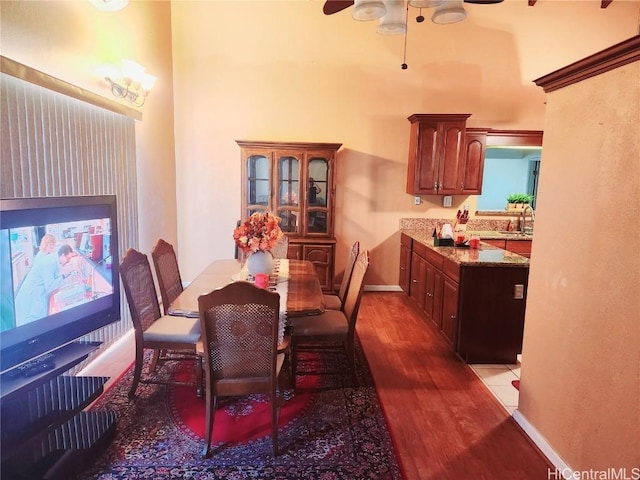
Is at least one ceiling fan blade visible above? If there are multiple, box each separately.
[323,0,354,15]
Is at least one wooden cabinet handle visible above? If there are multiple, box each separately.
[412,279,418,283]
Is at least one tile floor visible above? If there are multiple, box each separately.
[469,355,521,414]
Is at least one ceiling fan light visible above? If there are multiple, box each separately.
[376,1,407,35]
[431,0,467,24]
[87,0,129,12]
[352,0,387,21]
[409,0,445,8]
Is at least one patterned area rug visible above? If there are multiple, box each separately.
[78,340,403,479]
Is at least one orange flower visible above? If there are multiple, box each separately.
[233,212,284,253]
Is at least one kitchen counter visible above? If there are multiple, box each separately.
[401,229,530,267]
[466,230,533,241]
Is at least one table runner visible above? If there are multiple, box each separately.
[233,259,289,343]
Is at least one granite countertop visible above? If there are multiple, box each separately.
[464,230,534,241]
[401,229,530,267]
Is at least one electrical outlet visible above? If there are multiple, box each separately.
[514,284,524,299]
[443,196,452,207]
[414,196,421,205]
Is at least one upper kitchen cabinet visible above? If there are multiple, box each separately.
[406,113,482,196]
[459,128,487,195]
[236,140,342,291]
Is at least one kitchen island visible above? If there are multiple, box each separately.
[400,229,529,364]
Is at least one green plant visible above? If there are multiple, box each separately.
[507,193,533,204]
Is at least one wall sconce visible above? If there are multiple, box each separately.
[97,60,157,107]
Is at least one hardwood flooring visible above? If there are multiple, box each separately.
[356,291,552,480]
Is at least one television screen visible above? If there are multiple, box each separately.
[0,195,121,373]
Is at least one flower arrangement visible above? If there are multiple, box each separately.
[233,211,283,254]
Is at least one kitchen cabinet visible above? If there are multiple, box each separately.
[399,233,529,363]
[406,238,454,339]
[506,240,532,258]
[457,266,529,363]
[410,251,427,311]
[441,276,459,346]
[406,114,471,195]
[399,233,412,293]
[237,140,341,291]
[482,238,532,259]
[459,128,487,195]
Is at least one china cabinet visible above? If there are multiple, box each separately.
[236,140,341,291]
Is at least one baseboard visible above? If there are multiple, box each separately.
[364,285,403,292]
[78,329,134,376]
[512,409,571,475]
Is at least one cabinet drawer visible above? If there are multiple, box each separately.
[413,240,428,260]
[424,247,444,269]
[442,258,459,282]
[482,239,506,249]
[505,240,532,255]
[401,233,412,248]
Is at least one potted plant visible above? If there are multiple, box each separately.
[506,193,533,211]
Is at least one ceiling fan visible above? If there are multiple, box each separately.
[323,0,504,16]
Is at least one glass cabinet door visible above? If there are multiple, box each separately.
[276,155,300,234]
[246,154,270,218]
[307,157,329,234]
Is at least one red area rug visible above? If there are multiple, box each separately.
[169,356,321,445]
[80,341,403,479]
[512,379,520,390]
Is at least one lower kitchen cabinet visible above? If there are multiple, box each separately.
[399,232,529,364]
[410,251,427,311]
[441,277,459,346]
[457,266,529,363]
[482,238,532,259]
[399,234,412,293]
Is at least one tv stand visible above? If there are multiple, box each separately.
[0,342,116,480]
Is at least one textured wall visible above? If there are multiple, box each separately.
[0,0,178,258]
[520,59,640,470]
[169,0,639,282]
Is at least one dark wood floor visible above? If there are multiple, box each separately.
[356,291,552,480]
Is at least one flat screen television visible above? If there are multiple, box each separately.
[0,195,121,374]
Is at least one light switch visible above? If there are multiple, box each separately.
[514,284,524,299]
[443,196,452,207]
[414,196,421,205]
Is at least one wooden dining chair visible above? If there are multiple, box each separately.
[151,238,183,316]
[323,240,359,311]
[290,250,370,387]
[120,248,203,399]
[198,281,284,457]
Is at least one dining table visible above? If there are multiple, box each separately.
[167,258,325,320]
[167,258,323,397]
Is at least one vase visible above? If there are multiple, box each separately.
[246,250,274,276]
